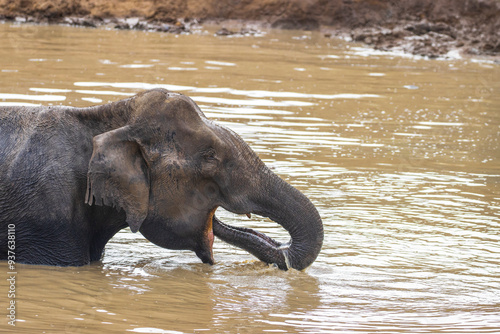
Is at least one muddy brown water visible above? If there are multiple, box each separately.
[0,23,499,333]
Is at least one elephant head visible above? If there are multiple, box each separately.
[85,89,323,270]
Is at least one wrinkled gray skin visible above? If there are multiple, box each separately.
[0,89,323,270]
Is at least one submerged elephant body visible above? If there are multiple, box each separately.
[0,89,323,270]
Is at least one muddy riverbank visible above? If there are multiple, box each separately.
[1,0,499,59]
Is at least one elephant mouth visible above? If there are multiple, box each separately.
[194,207,217,265]
[197,209,286,268]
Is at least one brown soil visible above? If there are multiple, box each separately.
[1,0,499,59]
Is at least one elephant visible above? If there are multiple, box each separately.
[0,89,323,270]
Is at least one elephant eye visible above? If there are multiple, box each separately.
[203,148,217,161]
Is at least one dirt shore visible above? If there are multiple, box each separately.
[1,0,499,59]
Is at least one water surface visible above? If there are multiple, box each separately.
[1,23,499,333]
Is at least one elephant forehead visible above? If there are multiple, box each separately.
[132,90,235,152]
[130,90,202,126]
[174,117,224,146]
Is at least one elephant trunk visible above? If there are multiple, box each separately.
[213,171,323,271]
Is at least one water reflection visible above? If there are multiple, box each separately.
[0,23,499,333]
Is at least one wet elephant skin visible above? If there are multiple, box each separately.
[0,89,323,270]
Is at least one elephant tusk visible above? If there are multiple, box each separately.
[280,246,291,270]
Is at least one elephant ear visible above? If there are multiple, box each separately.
[85,126,150,233]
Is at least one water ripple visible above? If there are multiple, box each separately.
[1,23,499,334]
